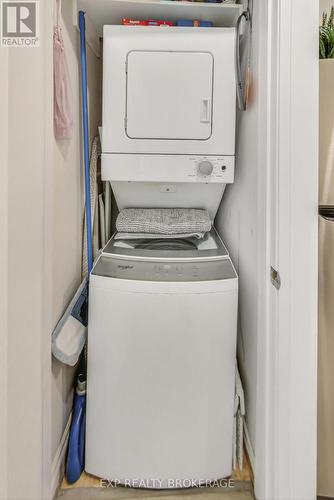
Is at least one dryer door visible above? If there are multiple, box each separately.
[125,51,213,140]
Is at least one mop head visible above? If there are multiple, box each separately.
[116,208,212,239]
[51,278,88,367]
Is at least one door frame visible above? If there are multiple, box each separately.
[255,1,318,499]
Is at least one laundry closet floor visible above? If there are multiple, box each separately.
[56,454,254,500]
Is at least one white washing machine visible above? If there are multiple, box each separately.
[85,230,238,487]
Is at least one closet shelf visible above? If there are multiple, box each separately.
[74,0,243,37]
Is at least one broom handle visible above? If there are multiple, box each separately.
[79,11,93,275]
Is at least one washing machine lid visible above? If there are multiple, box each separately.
[102,228,229,262]
[126,51,213,140]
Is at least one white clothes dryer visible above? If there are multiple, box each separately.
[101,26,236,220]
[102,26,236,157]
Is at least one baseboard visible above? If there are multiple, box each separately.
[244,421,255,475]
[50,413,72,500]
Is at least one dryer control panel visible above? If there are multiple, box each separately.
[102,154,235,184]
[189,156,233,181]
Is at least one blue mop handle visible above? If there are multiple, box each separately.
[79,11,93,275]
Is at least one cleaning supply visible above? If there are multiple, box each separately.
[79,11,93,275]
[176,19,213,26]
[51,136,100,366]
[66,367,87,484]
[65,10,93,483]
[51,278,88,366]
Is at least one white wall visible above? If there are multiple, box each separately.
[51,0,101,480]
[215,0,261,455]
[0,2,53,497]
[320,0,333,18]
[0,1,101,497]
[0,31,9,500]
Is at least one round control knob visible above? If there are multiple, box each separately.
[198,160,214,176]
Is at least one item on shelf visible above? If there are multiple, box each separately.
[122,18,173,26]
[176,19,214,26]
[168,0,223,2]
[147,19,174,26]
[122,18,148,25]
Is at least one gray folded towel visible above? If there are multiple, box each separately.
[115,232,206,240]
[116,208,212,236]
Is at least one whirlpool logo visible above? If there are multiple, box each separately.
[1,1,39,47]
[117,265,134,270]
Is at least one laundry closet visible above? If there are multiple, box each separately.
[0,1,318,500]
[51,0,317,498]
[50,0,257,494]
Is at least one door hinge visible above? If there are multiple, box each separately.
[271,266,281,290]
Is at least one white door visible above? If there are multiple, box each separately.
[255,1,318,499]
[126,51,213,140]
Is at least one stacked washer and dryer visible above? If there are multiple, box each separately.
[86,26,238,487]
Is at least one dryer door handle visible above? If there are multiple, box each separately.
[200,98,211,123]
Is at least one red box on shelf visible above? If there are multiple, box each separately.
[122,18,148,25]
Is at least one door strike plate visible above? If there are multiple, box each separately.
[271,267,281,290]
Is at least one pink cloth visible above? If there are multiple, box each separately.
[53,25,74,140]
